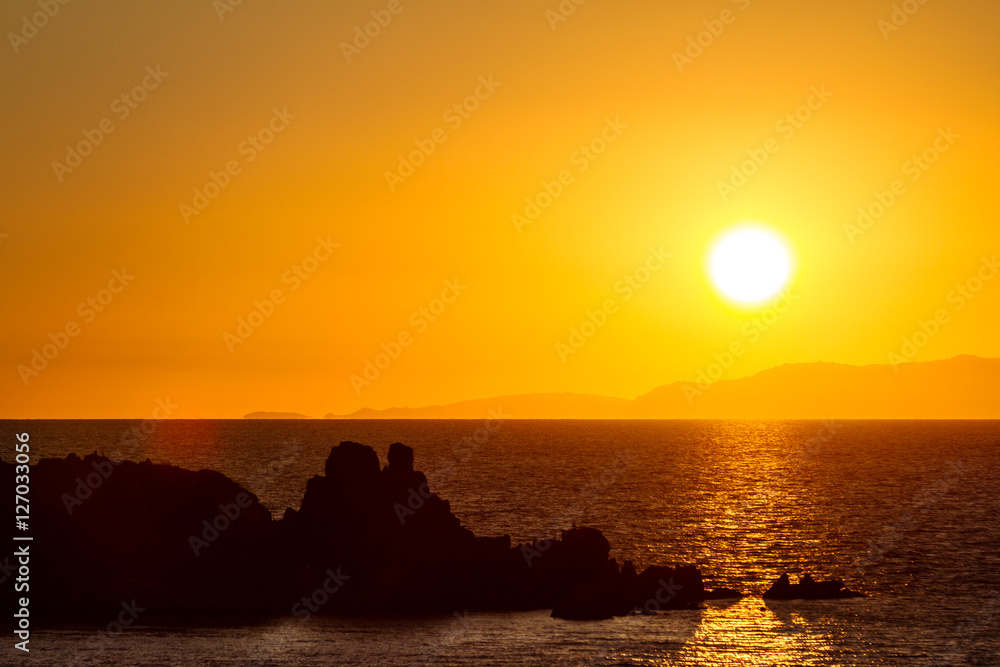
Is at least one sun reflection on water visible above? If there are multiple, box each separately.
[678,598,838,666]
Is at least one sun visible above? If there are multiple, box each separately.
[709,224,792,304]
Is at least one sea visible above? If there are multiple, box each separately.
[3,419,999,666]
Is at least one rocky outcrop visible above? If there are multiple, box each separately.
[1,442,762,620]
[762,573,864,600]
[1,453,292,617]
[548,560,708,620]
[277,441,508,613]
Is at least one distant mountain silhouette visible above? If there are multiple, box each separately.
[327,393,631,420]
[630,355,1000,419]
[244,411,311,419]
[325,356,1000,419]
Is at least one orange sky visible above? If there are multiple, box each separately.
[2,0,998,418]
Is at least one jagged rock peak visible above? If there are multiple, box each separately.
[324,441,381,480]
[387,442,414,474]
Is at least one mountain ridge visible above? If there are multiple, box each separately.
[320,356,1000,419]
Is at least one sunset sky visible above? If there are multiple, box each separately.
[2,0,998,418]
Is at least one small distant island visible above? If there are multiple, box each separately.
[244,412,311,419]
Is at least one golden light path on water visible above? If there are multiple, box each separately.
[555,596,856,666]
[679,599,837,665]
[590,422,854,664]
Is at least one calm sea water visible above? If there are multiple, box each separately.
[4,419,999,666]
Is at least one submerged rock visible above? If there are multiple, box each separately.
[703,587,744,600]
[762,573,864,600]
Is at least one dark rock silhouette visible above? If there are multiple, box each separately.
[548,559,710,620]
[278,441,500,613]
[2,442,823,621]
[1,453,292,617]
[762,573,864,600]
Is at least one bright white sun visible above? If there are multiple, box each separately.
[709,225,792,304]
